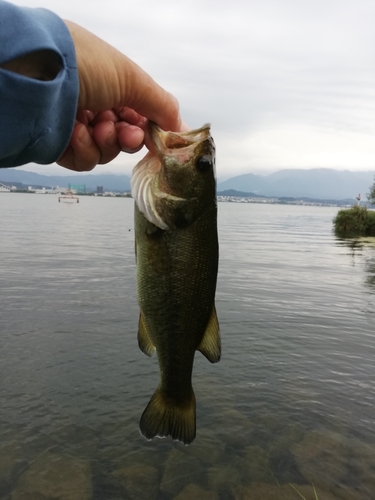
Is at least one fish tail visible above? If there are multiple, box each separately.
[139,387,196,445]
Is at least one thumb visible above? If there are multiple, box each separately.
[65,21,182,132]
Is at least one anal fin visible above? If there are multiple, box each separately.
[138,313,156,357]
[198,306,221,363]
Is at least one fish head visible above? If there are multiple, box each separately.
[153,123,216,200]
[131,123,216,230]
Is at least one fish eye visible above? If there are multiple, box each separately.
[196,155,212,173]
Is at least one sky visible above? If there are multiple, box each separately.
[13,0,375,179]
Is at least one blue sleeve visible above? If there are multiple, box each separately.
[0,0,79,167]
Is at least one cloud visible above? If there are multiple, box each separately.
[11,0,375,176]
[246,124,375,169]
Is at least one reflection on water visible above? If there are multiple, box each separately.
[1,195,375,499]
[365,255,375,289]
[336,237,375,291]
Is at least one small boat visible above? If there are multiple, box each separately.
[58,189,79,203]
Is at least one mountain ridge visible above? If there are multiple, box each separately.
[1,167,374,199]
[217,168,375,200]
[0,168,131,192]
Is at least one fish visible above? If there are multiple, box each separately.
[131,122,220,445]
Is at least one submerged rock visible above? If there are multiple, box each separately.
[350,439,375,493]
[11,452,92,500]
[113,446,165,471]
[241,445,273,483]
[179,431,224,466]
[232,482,339,499]
[160,448,204,497]
[330,484,374,500]
[206,460,244,494]
[272,421,306,451]
[329,438,375,500]
[254,413,286,433]
[215,409,255,448]
[269,447,306,485]
[54,424,99,458]
[173,483,219,500]
[291,429,348,490]
[112,464,159,500]
[0,443,25,494]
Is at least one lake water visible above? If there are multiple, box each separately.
[1,193,375,500]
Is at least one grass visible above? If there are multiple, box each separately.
[333,205,375,238]
[289,483,319,500]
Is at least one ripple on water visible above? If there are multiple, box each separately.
[1,198,375,498]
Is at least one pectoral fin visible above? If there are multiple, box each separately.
[198,306,221,363]
[138,314,156,357]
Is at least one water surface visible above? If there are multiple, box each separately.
[1,194,375,499]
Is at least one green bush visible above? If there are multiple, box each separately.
[333,206,375,237]
[368,177,375,205]
[367,209,375,236]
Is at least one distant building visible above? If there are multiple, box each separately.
[0,182,11,192]
[97,186,103,195]
[68,183,86,194]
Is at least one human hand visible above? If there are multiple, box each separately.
[57,107,148,171]
[57,21,184,172]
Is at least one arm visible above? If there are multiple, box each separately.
[0,0,79,168]
[0,1,184,171]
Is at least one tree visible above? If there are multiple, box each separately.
[368,176,375,205]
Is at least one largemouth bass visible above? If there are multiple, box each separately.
[131,122,220,445]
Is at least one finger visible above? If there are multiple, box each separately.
[57,146,81,172]
[113,56,181,131]
[92,121,122,164]
[117,107,189,134]
[116,107,147,128]
[91,110,118,126]
[115,122,145,153]
[76,109,96,126]
[123,73,181,132]
[57,123,100,171]
[64,21,182,132]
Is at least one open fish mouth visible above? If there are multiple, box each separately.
[131,123,213,230]
[150,122,211,154]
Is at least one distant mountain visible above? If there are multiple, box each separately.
[2,167,375,200]
[217,168,375,200]
[0,168,131,192]
[217,189,266,198]
[218,189,359,206]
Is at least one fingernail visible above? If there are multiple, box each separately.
[77,125,92,146]
[123,144,144,154]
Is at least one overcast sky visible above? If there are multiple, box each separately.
[14,0,375,179]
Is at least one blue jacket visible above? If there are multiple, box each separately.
[0,1,79,167]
